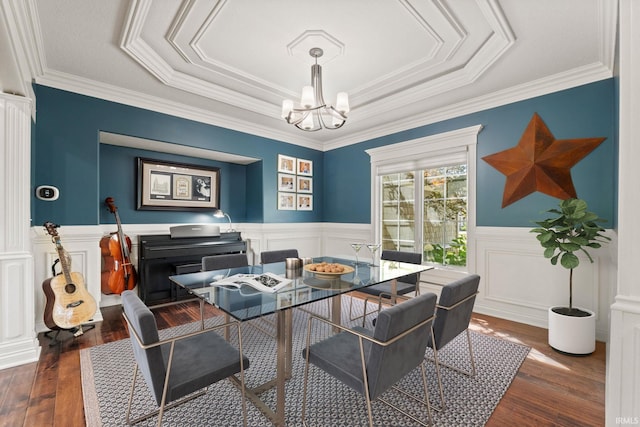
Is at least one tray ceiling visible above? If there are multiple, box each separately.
[1,0,616,150]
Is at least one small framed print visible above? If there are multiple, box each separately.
[278,173,296,192]
[278,192,296,210]
[297,176,312,193]
[297,194,313,211]
[297,158,313,176]
[278,154,296,174]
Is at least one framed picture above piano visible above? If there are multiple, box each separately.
[137,157,220,211]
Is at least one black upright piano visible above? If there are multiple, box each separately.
[138,230,246,305]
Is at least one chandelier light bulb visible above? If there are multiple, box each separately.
[301,112,314,130]
[336,92,349,114]
[301,86,315,108]
[281,99,293,119]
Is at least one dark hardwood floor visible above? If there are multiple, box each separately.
[0,299,605,427]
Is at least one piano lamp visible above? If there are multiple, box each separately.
[214,209,234,232]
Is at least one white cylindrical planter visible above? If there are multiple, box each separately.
[548,307,596,355]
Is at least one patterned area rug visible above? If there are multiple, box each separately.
[80,297,530,426]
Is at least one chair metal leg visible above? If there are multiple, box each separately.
[428,329,476,378]
[377,363,433,426]
[465,328,477,377]
[125,364,139,425]
[349,294,365,322]
[431,345,446,411]
[426,328,476,412]
[420,363,434,426]
[126,359,208,426]
[358,336,374,427]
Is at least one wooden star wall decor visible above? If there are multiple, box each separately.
[482,113,606,208]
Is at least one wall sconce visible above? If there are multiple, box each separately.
[214,209,234,232]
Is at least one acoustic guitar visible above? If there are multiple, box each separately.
[43,222,97,330]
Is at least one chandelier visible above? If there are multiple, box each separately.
[281,48,349,131]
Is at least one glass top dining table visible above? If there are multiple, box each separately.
[169,256,432,426]
[169,256,431,322]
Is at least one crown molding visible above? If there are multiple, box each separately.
[34,60,613,156]
[322,62,613,151]
[0,0,46,115]
[34,69,324,150]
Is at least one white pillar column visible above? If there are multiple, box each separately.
[0,93,40,369]
[607,0,640,424]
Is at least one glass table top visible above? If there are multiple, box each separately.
[169,256,432,321]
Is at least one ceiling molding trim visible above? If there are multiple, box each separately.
[4,0,45,76]
[0,0,47,113]
[167,0,296,99]
[34,69,324,150]
[165,0,196,63]
[121,0,281,119]
[120,0,174,82]
[322,62,613,152]
[33,57,611,155]
[351,0,515,115]
[349,1,466,100]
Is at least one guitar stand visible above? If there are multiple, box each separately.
[44,323,96,346]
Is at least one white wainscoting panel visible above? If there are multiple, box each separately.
[474,226,615,341]
[30,223,615,344]
[0,254,40,369]
[321,223,372,260]
[253,223,324,258]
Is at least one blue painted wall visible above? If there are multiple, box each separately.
[33,80,616,228]
[323,79,617,227]
[32,85,323,226]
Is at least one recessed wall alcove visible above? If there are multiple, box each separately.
[98,131,261,225]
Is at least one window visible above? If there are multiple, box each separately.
[366,125,481,271]
[382,172,416,252]
[380,163,468,266]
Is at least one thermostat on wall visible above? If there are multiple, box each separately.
[36,185,59,201]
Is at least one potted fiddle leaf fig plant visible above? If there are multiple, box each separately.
[530,198,610,355]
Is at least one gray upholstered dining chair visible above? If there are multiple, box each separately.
[427,273,480,409]
[202,253,249,271]
[301,292,439,427]
[201,252,274,336]
[121,291,250,427]
[260,249,299,264]
[350,250,422,322]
